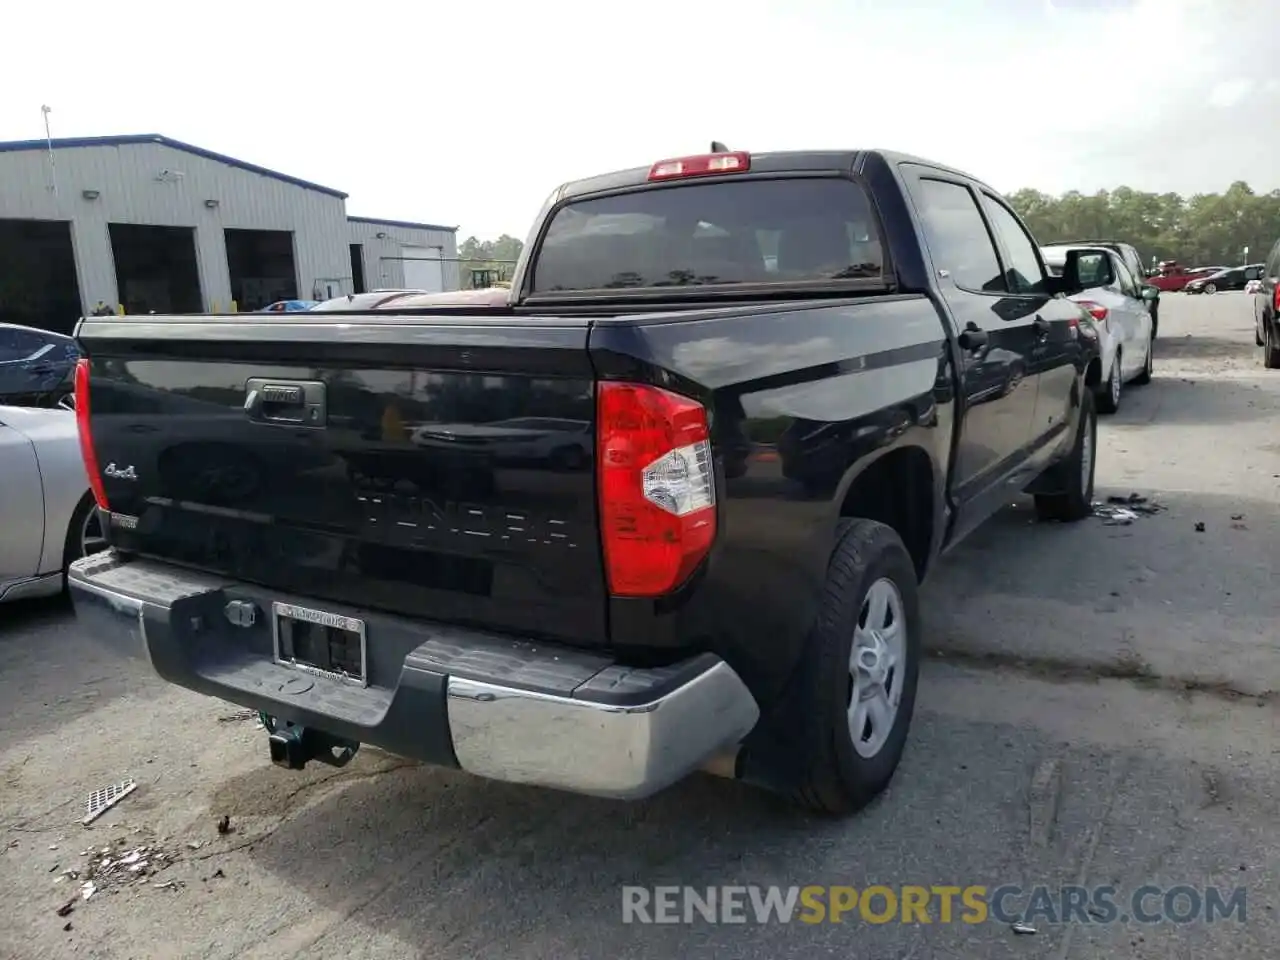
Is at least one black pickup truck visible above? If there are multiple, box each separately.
[68,149,1101,816]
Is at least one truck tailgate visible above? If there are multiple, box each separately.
[76,315,607,647]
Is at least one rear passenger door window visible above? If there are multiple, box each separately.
[1113,257,1139,298]
[979,194,1048,296]
[911,179,1005,293]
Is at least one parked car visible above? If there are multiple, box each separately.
[1254,240,1280,368]
[1147,261,1196,293]
[1042,240,1158,336]
[1041,245,1155,413]
[68,148,1100,816]
[0,403,105,603]
[310,290,431,311]
[259,300,320,313]
[1186,264,1264,294]
[0,323,80,407]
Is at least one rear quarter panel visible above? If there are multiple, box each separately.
[590,296,955,703]
[0,408,89,576]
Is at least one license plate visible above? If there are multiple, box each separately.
[271,602,368,687]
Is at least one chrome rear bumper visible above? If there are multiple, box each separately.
[69,551,759,800]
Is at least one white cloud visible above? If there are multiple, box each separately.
[1209,79,1256,109]
[0,0,1274,237]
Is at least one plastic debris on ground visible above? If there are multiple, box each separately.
[82,779,137,825]
[217,709,264,727]
[1092,493,1164,526]
[56,835,182,900]
[1011,921,1037,935]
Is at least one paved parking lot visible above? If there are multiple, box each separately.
[3,293,1278,960]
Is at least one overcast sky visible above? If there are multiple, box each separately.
[1,0,1273,239]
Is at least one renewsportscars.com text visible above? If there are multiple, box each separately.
[621,884,1247,925]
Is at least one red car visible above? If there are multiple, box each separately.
[1149,263,1223,292]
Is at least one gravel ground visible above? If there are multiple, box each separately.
[2,293,1277,960]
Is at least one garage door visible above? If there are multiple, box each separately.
[401,246,443,293]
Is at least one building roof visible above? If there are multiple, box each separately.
[348,215,458,234]
[0,133,348,199]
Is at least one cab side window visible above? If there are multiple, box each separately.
[912,178,1005,293]
[980,194,1048,296]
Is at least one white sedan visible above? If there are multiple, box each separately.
[0,402,106,603]
[1042,246,1155,414]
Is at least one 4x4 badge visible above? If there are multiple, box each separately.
[103,463,137,481]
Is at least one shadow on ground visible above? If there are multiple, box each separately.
[920,487,1279,695]
[1105,370,1276,426]
[1155,333,1257,363]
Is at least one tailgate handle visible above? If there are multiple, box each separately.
[244,378,327,427]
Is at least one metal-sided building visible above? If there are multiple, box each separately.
[0,134,458,334]
[347,216,461,294]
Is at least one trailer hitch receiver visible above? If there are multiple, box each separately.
[264,717,359,770]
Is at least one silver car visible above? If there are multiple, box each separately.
[0,403,106,603]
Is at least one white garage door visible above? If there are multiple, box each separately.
[401,246,443,293]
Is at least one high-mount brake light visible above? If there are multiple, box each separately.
[1075,299,1108,324]
[647,151,751,182]
[74,358,110,512]
[597,382,717,597]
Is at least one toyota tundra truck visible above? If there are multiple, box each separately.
[67,149,1101,815]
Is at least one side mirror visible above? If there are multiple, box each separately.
[1140,285,1159,302]
[1061,249,1114,294]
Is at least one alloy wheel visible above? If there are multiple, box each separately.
[80,507,108,559]
[848,578,907,759]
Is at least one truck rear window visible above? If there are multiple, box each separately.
[531,178,884,294]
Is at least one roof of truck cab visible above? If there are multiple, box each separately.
[554,149,996,202]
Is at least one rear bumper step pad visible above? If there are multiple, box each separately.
[68,551,760,800]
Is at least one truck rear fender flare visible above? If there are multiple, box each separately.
[829,437,945,583]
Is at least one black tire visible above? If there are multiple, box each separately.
[1150,303,1159,339]
[1096,352,1121,413]
[62,494,104,584]
[1132,335,1153,386]
[1265,322,1280,370]
[788,519,921,816]
[1034,390,1097,522]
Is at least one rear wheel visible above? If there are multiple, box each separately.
[63,494,108,582]
[1097,353,1121,413]
[788,519,921,816]
[1265,322,1280,370]
[1204,282,1217,295]
[1133,335,1154,385]
[1034,390,1097,522]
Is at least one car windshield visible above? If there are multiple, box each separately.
[531,177,885,294]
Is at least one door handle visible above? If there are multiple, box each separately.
[957,323,989,351]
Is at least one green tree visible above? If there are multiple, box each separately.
[458,234,524,288]
[1007,182,1280,269]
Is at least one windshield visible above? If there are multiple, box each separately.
[531,177,884,294]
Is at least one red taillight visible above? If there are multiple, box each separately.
[647,151,750,182]
[1075,299,1109,323]
[74,358,110,511]
[597,382,717,597]
[1273,286,1280,311]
